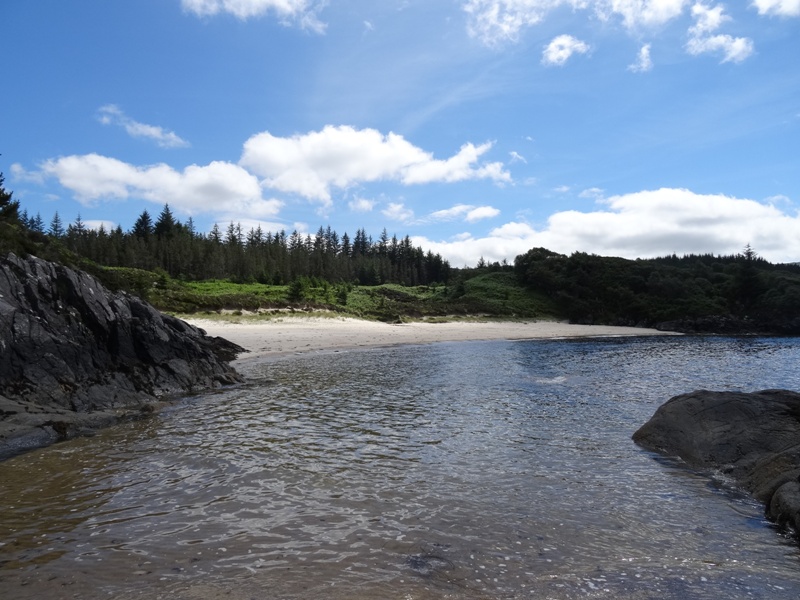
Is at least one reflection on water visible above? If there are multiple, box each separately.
[2,336,800,599]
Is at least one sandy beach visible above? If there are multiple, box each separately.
[185,316,675,371]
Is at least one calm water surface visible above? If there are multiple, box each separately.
[2,336,800,599]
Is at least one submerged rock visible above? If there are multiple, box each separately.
[0,253,245,459]
[633,389,800,534]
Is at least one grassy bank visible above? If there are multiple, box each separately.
[95,266,558,323]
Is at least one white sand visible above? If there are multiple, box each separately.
[186,316,675,370]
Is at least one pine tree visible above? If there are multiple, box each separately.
[132,210,154,239]
[48,211,65,237]
[32,212,45,233]
[0,171,20,223]
[154,204,177,239]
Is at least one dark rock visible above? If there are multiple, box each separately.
[633,389,800,534]
[0,253,246,459]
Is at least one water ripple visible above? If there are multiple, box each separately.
[2,336,800,599]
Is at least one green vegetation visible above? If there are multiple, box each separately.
[514,247,800,332]
[92,267,556,323]
[3,171,800,332]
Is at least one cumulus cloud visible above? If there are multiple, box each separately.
[382,202,415,222]
[412,188,800,266]
[97,105,190,148]
[509,150,527,163]
[239,125,510,205]
[628,43,653,72]
[542,35,590,66]
[36,153,281,218]
[429,204,501,223]
[686,3,754,62]
[752,0,800,16]
[181,0,327,31]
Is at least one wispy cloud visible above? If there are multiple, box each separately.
[349,197,375,212]
[686,3,754,63]
[463,0,687,47]
[181,0,327,32]
[542,35,590,67]
[429,203,500,223]
[382,202,415,222]
[628,43,653,73]
[97,105,190,149]
[751,0,800,17]
[463,1,764,67]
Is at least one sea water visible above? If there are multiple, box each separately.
[2,335,800,599]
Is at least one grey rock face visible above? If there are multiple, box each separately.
[0,253,245,459]
[633,389,800,534]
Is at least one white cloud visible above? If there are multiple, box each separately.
[36,153,280,219]
[430,204,474,221]
[413,188,800,266]
[464,0,760,67]
[181,0,327,32]
[752,0,800,16]
[10,162,45,184]
[463,0,557,45]
[628,43,653,72]
[213,218,289,236]
[602,0,689,29]
[348,197,375,212]
[579,186,605,199]
[382,202,415,222]
[686,3,754,62]
[429,204,501,222]
[542,35,590,66]
[466,205,502,222]
[688,1,728,33]
[97,105,189,149]
[509,150,527,163]
[686,34,754,62]
[240,125,510,204]
[463,0,689,47]
[83,220,117,232]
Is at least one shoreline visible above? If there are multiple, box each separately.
[184,316,678,373]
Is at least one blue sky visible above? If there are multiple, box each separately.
[2,0,799,266]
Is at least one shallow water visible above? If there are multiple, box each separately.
[2,336,800,599]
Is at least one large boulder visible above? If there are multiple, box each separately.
[633,389,800,533]
[0,253,245,459]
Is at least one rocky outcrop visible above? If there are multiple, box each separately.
[633,389,800,534]
[0,253,245,459]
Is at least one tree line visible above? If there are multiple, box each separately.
[5,171,800,333]
[513,246,800,332]
[15,203,451,286]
